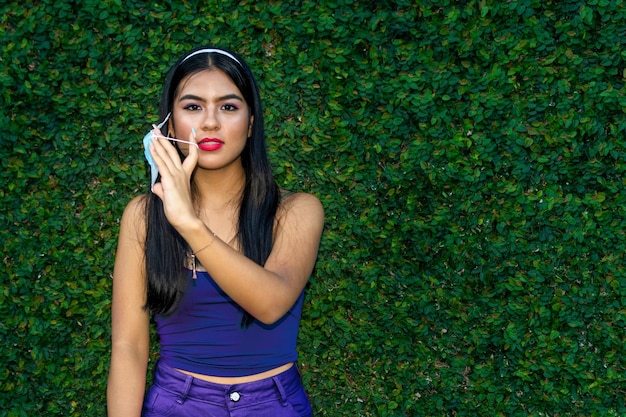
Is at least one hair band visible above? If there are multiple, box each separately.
[181,48,242,66]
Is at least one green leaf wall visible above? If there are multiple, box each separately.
[1,1,624,415]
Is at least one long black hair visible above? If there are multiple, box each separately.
[143,47,280,327]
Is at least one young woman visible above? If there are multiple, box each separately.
[107,47,324,417]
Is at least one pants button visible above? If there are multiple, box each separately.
[230,391,241,402]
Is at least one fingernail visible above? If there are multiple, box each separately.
[192,128,196,137]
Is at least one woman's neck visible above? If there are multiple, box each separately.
[192,163,246,211]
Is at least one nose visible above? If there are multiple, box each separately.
[201,108,219,131]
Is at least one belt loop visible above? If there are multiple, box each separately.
[272,375,288,406]
[177,374,193,405]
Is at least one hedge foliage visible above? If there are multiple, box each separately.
[2,0,625,415]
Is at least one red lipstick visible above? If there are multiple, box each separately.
[198,138,224,151]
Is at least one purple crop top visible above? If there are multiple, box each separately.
[154,269,304,377]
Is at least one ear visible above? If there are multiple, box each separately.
[248,115,254,138]
[167,120,175,138]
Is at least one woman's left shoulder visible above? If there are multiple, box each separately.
[279,191,324,221]
[280,190,322,207]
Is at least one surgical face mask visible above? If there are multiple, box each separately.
[143,112,198,190]
[143,113,170,190]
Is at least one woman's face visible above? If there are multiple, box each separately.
[170,69,253,170]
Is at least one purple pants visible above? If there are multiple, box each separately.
[141,361,312,417]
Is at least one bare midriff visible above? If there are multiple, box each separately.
[175,362,294,385]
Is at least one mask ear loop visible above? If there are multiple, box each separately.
[156,112,171,130]
[151,113,199,147]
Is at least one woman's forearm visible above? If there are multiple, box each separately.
[107,345,148,417]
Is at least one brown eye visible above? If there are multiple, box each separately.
[221,103,239,111]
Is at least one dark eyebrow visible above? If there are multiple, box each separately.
[178,93,244,102]
[217,93,245,102]
[178,94,205,102]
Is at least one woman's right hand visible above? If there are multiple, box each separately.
[148,127,200,230]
